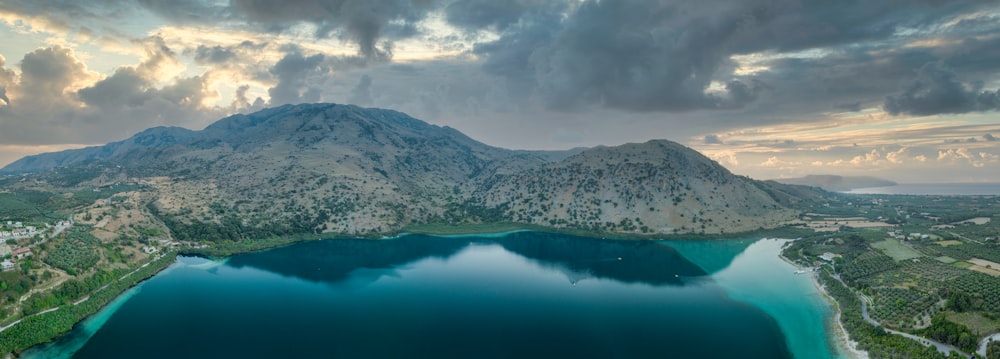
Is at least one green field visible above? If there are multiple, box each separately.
[872,238,923,261]
[954,261,973,269]
[935,256,957,264]
[946,311,1000,337]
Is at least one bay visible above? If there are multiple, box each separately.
[845,183,1000,195]
[22,232,839,358]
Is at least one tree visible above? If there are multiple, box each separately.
[988,340,1000,359]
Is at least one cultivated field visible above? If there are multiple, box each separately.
[872,238,923,261]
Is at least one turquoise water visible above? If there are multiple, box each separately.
[669,239,839,359]
[22,232,839,358]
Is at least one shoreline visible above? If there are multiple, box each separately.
[778,251,868,359]
[808,270,870,359]
[1,253,177,356]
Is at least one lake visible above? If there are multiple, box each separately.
[22,232,841,358]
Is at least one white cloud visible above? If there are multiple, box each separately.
[885,147,907,164]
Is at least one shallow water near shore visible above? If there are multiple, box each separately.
[22,232,838,358]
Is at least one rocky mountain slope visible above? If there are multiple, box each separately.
[472,141,795,234]
[2,103,803,238]
[0,126,196,174]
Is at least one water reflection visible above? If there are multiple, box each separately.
[27,232,796,359]
[226,232,708,288]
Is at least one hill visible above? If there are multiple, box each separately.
[2,103,806,238]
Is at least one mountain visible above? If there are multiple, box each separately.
[773,175,897,192]
[0,126,195,174]
[472,141,796,234]
[1,103,805,238]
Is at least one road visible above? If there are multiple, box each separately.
[830,273,974,358]
[948,231,983,245]
[978,333,1000,357]
[0,256,161,335]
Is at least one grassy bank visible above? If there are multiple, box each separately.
[816,270,949,358]
[0,223,810,356]
[0,253,177,355]
[179,222,809,261]
[401,222,814,241]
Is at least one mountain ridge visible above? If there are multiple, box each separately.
[2,103,810,238]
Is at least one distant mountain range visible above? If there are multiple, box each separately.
[773,175,897,192]
[1,103,819,238]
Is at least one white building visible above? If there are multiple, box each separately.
[1,260,13,271]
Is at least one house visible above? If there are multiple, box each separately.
[12,247,31,259]
[819,252,840,262]
[1,260,12,271]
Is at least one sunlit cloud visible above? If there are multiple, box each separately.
[0,1,997,183]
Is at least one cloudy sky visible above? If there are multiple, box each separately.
[1,0,999,183]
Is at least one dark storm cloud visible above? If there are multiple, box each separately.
[18,46,90,100]
[193,45,238,65]
[0,0,137,25]
[447,0,998,114]
[78,67,150,109]
[444,0,565,32]
[267,50,327,104]
[725,0,991,54]
[137,0,226,24]
[835,102,862,112]
[505,0,774,111]
[226,0,437,61]
[1,0,436,62]
[884,62,1000,116]
[349,74,373,105]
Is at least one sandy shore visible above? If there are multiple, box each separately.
[808,270,870,359]
[777,250,868,359]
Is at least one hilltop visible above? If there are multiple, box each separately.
[2,103,812,239]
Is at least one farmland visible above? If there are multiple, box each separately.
[872,238,923,261]
[785,191,1000,357]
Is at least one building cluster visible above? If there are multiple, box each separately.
[0,245,32,272]
[0,221,41,240]
[888,230,930,241]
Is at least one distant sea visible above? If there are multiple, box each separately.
[845,183,1000,196]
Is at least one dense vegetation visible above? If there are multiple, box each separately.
[787,191,1000,359]
[818,270,948,358]
[0,253,175,354]
[42,243,100,276]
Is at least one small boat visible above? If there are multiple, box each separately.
[794,270,806,274]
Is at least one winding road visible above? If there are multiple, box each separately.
[830,272,975,358]
[978,333,1000,357]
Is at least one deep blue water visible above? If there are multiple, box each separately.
[23,232,839,358]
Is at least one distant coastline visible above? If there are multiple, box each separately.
[844,183,1000,196]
